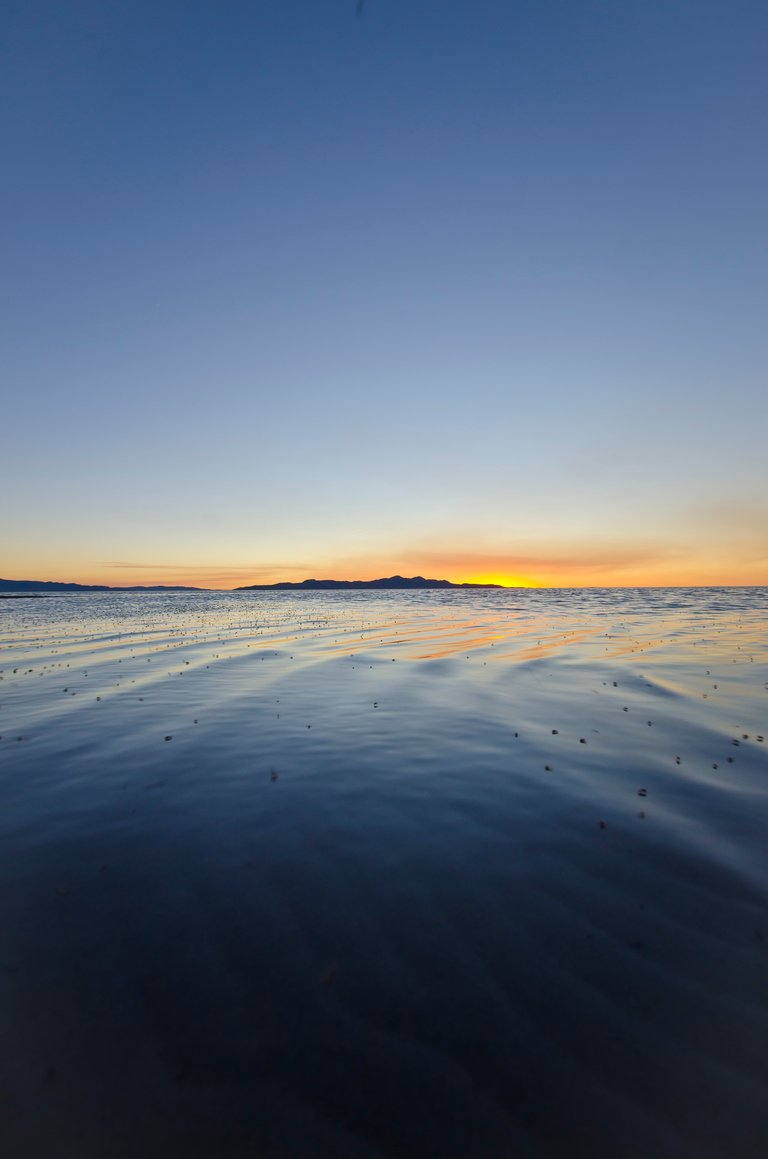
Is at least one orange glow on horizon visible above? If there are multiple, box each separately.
[463,573,539,588]
[4,544,766,591]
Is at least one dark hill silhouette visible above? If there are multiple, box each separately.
[1,576,503,594]
[0,579,203,592]
[236,575,501,590]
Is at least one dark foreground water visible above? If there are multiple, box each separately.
[1,587,767,1158]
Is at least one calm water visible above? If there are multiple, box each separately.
[1,588,767,1157]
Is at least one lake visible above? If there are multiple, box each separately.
[1,587,767,1157]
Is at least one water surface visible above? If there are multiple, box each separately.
[1,588,767,1156]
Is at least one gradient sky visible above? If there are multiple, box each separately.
[2,0,767,588]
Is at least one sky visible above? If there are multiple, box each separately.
[2,0,767,589]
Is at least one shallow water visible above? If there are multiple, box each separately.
[1,588,767,1157]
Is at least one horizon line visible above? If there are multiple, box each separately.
[2,574,766,593]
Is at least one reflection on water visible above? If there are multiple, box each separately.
[1,588,767,1157]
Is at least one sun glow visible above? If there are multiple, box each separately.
[465,573,538,588]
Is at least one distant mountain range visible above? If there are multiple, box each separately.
[236,575,502,590]
[0,579,203,593]
[1,575,503,595]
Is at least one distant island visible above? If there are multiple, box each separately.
[0,579,203,593]
[236,575,502,591]
[1,575,504,596]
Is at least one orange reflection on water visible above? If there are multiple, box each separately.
[316,614,608,662]
[511,627,604,662]
[316,615,520,660]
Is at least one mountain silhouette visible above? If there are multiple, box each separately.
[236,575,501,590]
[0,579,203,592]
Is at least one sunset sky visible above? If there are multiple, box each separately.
[2,0,767,589]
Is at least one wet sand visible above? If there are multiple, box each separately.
[1,588,767,1157]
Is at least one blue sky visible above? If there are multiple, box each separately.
[2,0,767,586]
